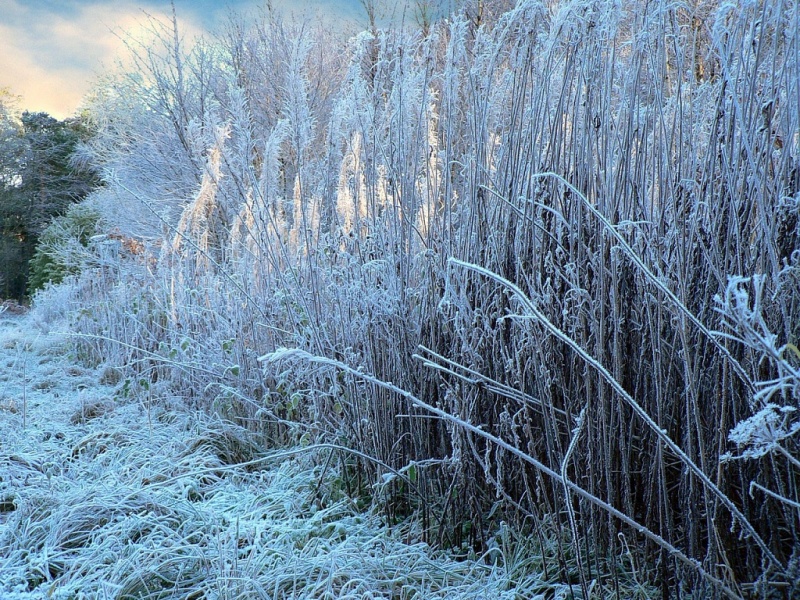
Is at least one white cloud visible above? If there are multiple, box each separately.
[0,0,363,119]
[0,1,205,119]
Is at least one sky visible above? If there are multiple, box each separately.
[0,0,365,120]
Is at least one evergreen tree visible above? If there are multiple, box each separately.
[0,97,99,300]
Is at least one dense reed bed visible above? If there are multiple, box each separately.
[40,0,800,595]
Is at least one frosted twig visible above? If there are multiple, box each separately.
[749,481,800,511]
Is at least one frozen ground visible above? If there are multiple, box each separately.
[0,311,548,599]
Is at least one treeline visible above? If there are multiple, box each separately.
[36,0,799,597]
[0,92,99,300]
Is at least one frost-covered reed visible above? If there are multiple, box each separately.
[38,0,800,595]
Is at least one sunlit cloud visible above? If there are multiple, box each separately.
[0,1,210,119]
[0,0,363,120]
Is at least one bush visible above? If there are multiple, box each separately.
[28,202,100,295]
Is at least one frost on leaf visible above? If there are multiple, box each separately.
[722,404,800,461]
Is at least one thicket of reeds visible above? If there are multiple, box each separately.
[43,0,799,596]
